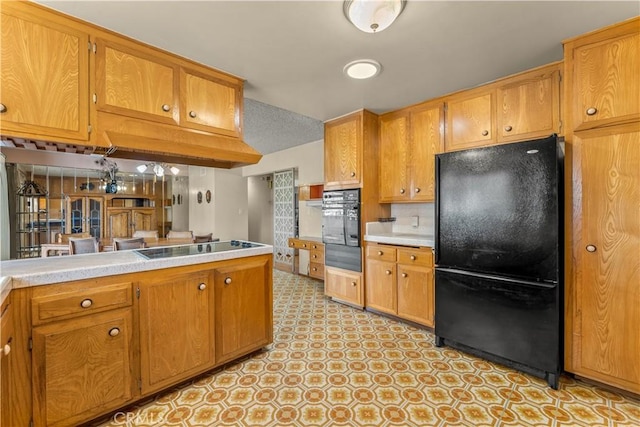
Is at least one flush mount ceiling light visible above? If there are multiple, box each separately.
[344,0,406,33]
[344,59,382,79]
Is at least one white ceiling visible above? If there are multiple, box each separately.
[38,1,639,154]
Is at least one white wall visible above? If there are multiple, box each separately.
[171,176,189,232]
[390,203,435,236]
[248,175,273,244]
[188,166,248,240]
[243,139,324,238]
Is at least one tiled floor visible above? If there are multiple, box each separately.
[98,270,640,426]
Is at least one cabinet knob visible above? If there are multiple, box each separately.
[350,171,356,177]
[0,103,6,113]
[481,130,489,136]
[351,281,357,287]
[400,188,405,194]
[402,273,408,278]
[80,298,93,308]
[586,244,597,253]
[161,104,171,112]
[108,327,120,337]
[289,242,294,246]
[385,270,392,275]
[225,277,232,285]
[378,250,383,256]
[312,245,317,249]
[2,343,10,356]
[415,188,421,194]
[303,244,307,248]
[410,255,416,261]
[189,111,197,118]
[313,254,317,258]
[504,125,513,132]
[586,107,598,116]
[313,267,317,271]
[198,283,207,291]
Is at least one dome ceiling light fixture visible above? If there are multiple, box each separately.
[343,0,407,33]
[344,59,382,79]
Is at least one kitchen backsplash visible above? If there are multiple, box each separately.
[390,203,435,235]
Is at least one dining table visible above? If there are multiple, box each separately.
[40,237,196,257]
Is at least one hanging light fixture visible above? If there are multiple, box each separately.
[344,0,406,33]
[136,162,180,177]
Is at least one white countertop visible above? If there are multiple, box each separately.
[0,243,273,291]
[364,221,434,247]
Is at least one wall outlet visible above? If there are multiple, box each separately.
[411,215,419,228]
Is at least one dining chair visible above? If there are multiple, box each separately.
[166,230,194,240]
[68,237,99,255]
[113,237,146,251]
[193,233,213,243]
[132,230,159,239]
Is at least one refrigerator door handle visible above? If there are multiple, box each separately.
[436,267,557,289]
[434,156,441,264]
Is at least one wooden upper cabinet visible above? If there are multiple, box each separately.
[445,89,494,151]
[95,38,178,125]
[379,112,410,202]
[566,19,640,131]
[324,112,362,188]
[497,64,561,142]
[0,2,89,142]
[410,103,443,201]
[180,68,241,137]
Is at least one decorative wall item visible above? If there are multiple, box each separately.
[177,194,182,205]
[172,194,176,204]
[197,191,203,204]
[273,170,295,269]
[206,190,211,203]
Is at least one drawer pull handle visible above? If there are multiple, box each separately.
[482,130,489,136]
[0,103,7,113]
[586,244,597,253]
[586,107,597,116]
[313,267,317,271]
[402,273,408,278]
[198,283,206,291]
[350,171,356,177]
[189,110,197,118]
[161,104,171,112]
[385,270,392,275]
[351,281,357,287]
[80,299,93,308]
[312,245,317,249]
[2,343,10,356]
[410,255,416,261]
[378,251,383,256]
[108,328,120,337]
[303,244,307,247]
[400,188,405,194]
[415,188,421,194]
[313,255,317,258]
[225,277,232,285]
[504,125,513,132]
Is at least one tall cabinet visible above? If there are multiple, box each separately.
[563,17,639,394]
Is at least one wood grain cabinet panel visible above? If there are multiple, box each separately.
[106,208,156,239]
[409,103,443,201]
[96,38,178,125]
[446,90,494,151]
[324,114,361,188]
[0,2,90,142]
[325,266,363,307]
[397,264,434,327]
[180,68,241,137]
[214,258,272,364]
[32,308,134,427]
[379,112,410,202]
[365,259,396,315]
[1,302,14,427]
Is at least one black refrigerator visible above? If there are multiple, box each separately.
[434,134,563,389]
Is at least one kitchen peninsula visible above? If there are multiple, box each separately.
[0,242,273,427]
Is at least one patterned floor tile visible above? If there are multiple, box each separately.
[96,270,640,427]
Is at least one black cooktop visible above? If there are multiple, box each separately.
[134,240,263,260]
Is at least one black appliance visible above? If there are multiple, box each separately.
[434,134,563,389]
[322,189,361,272]
[135,240,263,259]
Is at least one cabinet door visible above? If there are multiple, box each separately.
[131,209,155,233]
[379,112,410,202]
[324,115,361,187]
[107,209,130,239]
[86,197,104,239]
[32,308,134,427]
[446,91,494,151]
[325,266,363,307]
[497,68,560,142]
[571,129,640,393]
[180,68,240,137]
[139,271,214,394]
[214,258,272,364]
[1,303,13,427]
[365,260,396,315]
[572,31,640,130]
[397,264,434,327]
[96,38,178,125]
[0,2,89,142]
[67,196,103,238]
[410,103,443,201]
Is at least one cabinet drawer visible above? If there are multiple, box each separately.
[310,262,325,279]
[397,248,433,267]
[32,282,133,325]
[310,249,325,264]
[366,245,397,262]
[309,242,324,251]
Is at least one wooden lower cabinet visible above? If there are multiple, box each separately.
[1,300,14,427]
[365,243,434,327]
[138,271,214,394]
[288,238,325,280]
[214,257,273,364]
[324,266,363,307]
[32,308,135,427]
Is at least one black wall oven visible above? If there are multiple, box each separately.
[322,189,361,272]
